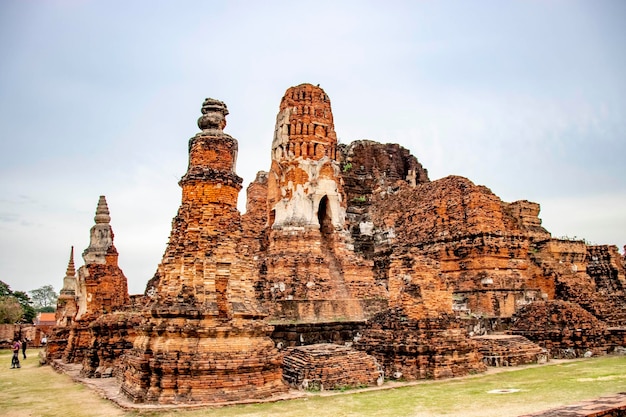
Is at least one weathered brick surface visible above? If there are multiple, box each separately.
[356,309,486,380]
[509,300,611,358]
[80,311,143,378]
[531,242,626,326]
[272,321,367,348]
[340,140,429,258]
[584,245,626,326]
[282,343,382,390]
[472,334,548,366]
[255,84,387,322]
[50,196,130,365]
[62,323,92,364]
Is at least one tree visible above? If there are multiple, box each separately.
[0,280,10,296]
[29,285,58,311]
[0,296,24,324]
[0,280,37,323]
[13,291,37,323]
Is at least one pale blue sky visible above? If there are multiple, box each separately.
[1,0,624,295]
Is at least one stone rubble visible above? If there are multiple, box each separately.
[282,343,382,390]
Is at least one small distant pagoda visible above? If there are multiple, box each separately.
[55,246,78,327]
[75,196,129,320]
[120,98,285,404]
[49,196,130,364]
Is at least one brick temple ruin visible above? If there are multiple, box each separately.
[48,83,626,406]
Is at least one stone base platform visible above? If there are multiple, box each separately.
[472,334,548,367]
[50,359,302,410]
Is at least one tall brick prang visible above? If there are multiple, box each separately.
[258,84,387,322]
[120,98,285,404]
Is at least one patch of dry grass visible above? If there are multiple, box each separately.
[0,349,127,417]
[1,350,625,417]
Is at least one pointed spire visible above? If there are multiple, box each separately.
[65,246,76,277]
[94,195,111,224]
[61,246,77,296]
[83,195,116,265]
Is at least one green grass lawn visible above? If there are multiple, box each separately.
[0,349,624,417]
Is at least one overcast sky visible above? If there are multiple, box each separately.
[1,0,624,295]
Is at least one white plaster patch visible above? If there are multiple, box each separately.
[359,221,374,236]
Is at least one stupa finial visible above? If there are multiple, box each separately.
[83,195,116,265]
[60,246,77,296]
[94,195,111,225]
[197,98,229,131]
[65,246,76,277]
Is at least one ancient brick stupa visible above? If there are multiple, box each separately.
[56,196,130,363]
[47,247,79,360]
[120,98,285,404]
[259,83,387,322]
[75,196,129,319]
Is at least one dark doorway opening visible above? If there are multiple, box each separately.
[318,196,333,236]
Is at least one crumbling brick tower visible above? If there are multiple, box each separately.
[47,247,79,360]
[120,98,285,404]
[75,196,130,319]
[260,83,386,322]
[61,196,130,363]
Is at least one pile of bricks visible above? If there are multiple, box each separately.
[472,334,548,366]
[509,300,611,358]
[282,343,382,390]
[356,309,486,380]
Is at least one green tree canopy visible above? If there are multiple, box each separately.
[0,280,37,323]
[29,285,58,311]
[13,291,37,323]
[0,280,10,296]
[0,296,24,324]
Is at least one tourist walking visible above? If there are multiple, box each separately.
[11,339,21,369]
[21,338,27,359]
